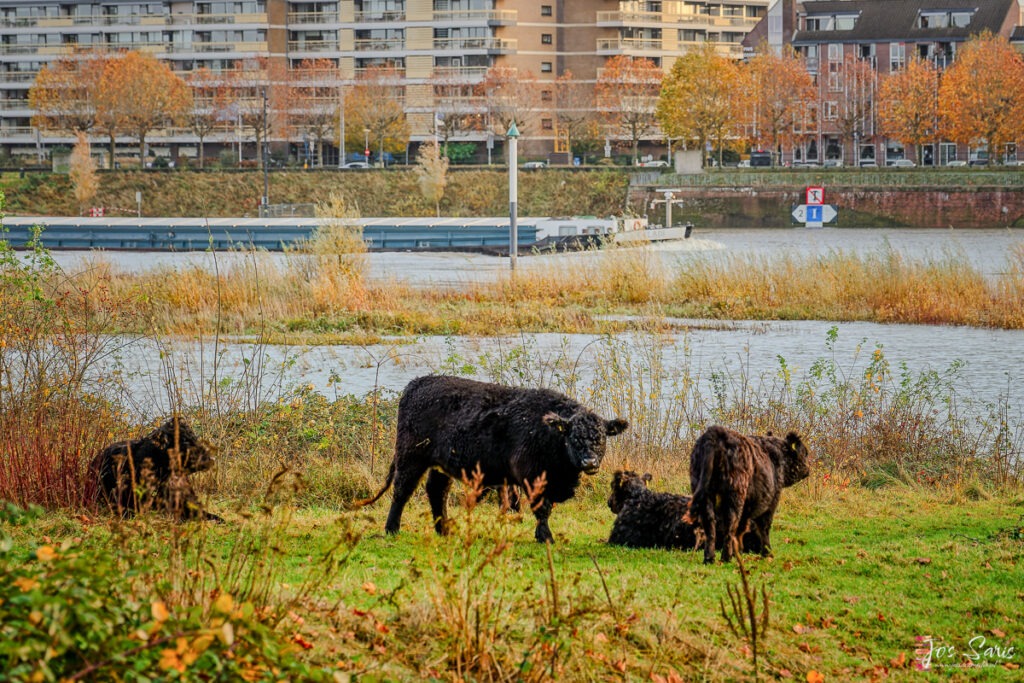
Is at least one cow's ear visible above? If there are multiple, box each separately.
[605,418,629,436]
[642,473,653,483]
[785,432,803,450]
[542,412,569,432]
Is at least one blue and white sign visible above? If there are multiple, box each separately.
[792,204,838,227]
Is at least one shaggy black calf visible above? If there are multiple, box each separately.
[358,374,628,543]
[607,470,762,553]
[688,426,810,564]
[607,470,698,549]
[89,416,221,522]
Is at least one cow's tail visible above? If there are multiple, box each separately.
[686,434,718,526]
[351,460,396,509]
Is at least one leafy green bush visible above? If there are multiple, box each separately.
[0,504,339,681]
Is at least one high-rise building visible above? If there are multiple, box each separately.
[0,0,768,164]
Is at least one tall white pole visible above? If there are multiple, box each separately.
[507,121,520,272]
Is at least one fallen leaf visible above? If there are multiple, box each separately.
[915,557,931,565]
[362,582,377,595]
[889,652,906,668]
[778,669,793,679]
[35,546,57,562]
[990,628,1006,638]
[291,633,314,650]
[806,671,825,683]
[793,623,811,634]
[151,601,170,623]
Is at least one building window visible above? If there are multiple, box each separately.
[828,43,842,61]
[541,33,552,44]
[889,42,905,71]
[541,61,552,72]
[541,5,552,17]
[824,101,838,120]
[541,118,553,130]
[541,89,552,101]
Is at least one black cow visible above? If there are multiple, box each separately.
[89,416,222,522]
[607,470,762,553]
[358,375,629,543]
[688,426,810,564]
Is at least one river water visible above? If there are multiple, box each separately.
[38,227,1024,419]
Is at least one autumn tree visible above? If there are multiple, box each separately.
[345,65,410,164]
[187,67,233,169]
[876,57,940,165]
[430,69,485,155]
[656,45,742,168]
[476,66,541,150]
[939,32,1024,163]
[829,54,878,165]
[29,51,110,135]
[231,57,289,169]
[96,51,192,168]
[555,71,600,161]
[743,45,816,163]
[416,140,449,217]
[69,131,98,214]
[596,56,663,164]
[291,58,340,168]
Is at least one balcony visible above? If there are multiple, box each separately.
[287,11,340,25]
[433,37,516,52]
[595,10,664,27]
[353,39,404,52]
[287,39,340,53]
[596,37,663,54]
[352,10,406,23]
[432,9,516,25]
[431,66,489,81]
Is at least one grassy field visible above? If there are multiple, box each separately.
[4,483,1023,681]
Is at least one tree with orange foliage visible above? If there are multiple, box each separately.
[69,131,98,214]
[97,51,192,168]
[596,55,662,164]
[555,71,600,162]
[743,45,816,163]
[429,69,484,156]
[877,57,940,165]
[187,67,234,169]
[345,66,409,164]
[231,57,289,169]
[829,54,878,166]
[290,58,340,168]
[939,32,1024,164]
[476,65,541,151]
[29,51,110,135]
[656,45,742,168]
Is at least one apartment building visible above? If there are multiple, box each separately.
[746,0,1024,166]
[0,0,768,164]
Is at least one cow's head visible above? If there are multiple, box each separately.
[543,410,629,474]
[149,417,216,473]
[782,432,810,486]
[607,469,651,514]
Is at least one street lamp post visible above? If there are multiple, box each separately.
[261,87,269,212]
[507,120,519,272]
[363,128,370,166]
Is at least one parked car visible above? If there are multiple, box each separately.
[342,161,370,169]
[637,159,669,167]
[522,160,547,169]
[946,160,967,167]
[859,160,878,168]
[822,158,843,168]
[749,151,772,167]
[969,151,989,166]
[737,159,751,168]
[887,159,916,168]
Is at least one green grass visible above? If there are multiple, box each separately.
[6,484,1022,681]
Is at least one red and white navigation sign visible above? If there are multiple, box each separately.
[806,186,825,205]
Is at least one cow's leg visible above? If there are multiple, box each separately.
[753,511,775,557]
[425,469,453,535]
[720,495,744,563]
[532,498,554,543]
[702,507,717,564]
[385,462,429,534]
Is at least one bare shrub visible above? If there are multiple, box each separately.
[69,132,99,215]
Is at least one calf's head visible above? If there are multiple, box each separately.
[543,410,629,474]
[782,431,811,486]
[607,469,651,514]
[149,417,215,473]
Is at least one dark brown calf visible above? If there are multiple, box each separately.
[688,426,810,564]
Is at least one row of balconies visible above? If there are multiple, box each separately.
[595,10,760,28]
[597,37,745,57]
[0,13,268,29]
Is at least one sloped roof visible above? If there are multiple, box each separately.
[792,0,1017,43]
